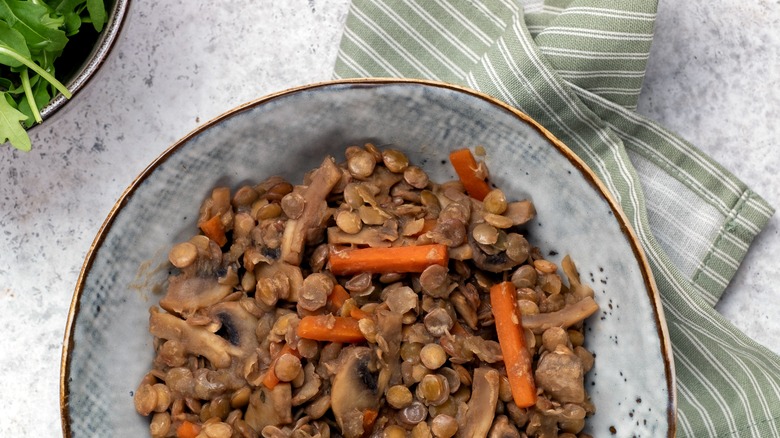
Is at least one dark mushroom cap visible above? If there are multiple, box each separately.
[207,301,259,358]
[330,347,382,438]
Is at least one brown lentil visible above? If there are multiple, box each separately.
[280,192,305,219]
[168,242,198,268]
[149,412,171,437]
[299,273,333,311]
[403,165,429,189]
[417,374,449,406]
[382,149,410,173]
[420,343,447,370]
[335,209,363,234]
[387,384,414,409]
[472,223,499,245]
[534,258,558,274]
[347,149,376,178]
[483,189,508,214]
[430,414,459,438]
[274,353,302,382]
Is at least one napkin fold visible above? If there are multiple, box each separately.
[333,1,779,436]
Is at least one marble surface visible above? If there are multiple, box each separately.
[0,0,776,436]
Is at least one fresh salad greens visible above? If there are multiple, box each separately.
[1,0,106,151]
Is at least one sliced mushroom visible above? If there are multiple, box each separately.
[458,367,499,438]
[535,345,585,403]
[244,383,293,432]
[488,415,522,438]
[330,347,382,438]
[206,301,259,359]
[462,336,503,363]
[160,275,233,316]
[375,309,404,389]
[326,224,398,248]
[149,310,241,369]
[292,362,321,406]
[255,262,304,303]
[428,218,467,247]
[281,157,343,266]
[362,165,404,198]
[520,297,599,334]
[504,200,535,226]
[468,225,520,273]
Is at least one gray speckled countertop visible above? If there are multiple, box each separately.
[0,0,777,436]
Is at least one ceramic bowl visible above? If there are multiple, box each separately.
[60,79,676,437]
[34,0,129,124]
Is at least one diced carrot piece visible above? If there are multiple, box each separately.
[328,244,448,276]
[176,420,201,438]
[328,284,351,313]
[449,148,491,201]
[362,408,379,435]
[199,215,227,246]
[297,315,365,343]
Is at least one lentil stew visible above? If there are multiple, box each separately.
[134,144,600,438]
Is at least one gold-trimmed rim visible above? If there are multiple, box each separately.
[60,77,676,437]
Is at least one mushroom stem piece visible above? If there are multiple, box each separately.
[281,157,343,266]
[149,310,241,369]
[458,367,499,438]
[521,297,599,334]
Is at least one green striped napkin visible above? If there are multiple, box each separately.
[333,1,779,436]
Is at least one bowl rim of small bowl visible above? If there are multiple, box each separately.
[59,77,677,437]
[33,0,130,125]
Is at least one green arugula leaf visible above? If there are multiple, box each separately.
[0,76,14,89]
[0,20,31,67]
[52,0,83,15]
[0,42,71,98]
[0,0,68,53]
[44,0,68,9]
[39,6,65,30]
[0,91,31,151]
[18,69,50,126]
[62,10,80,35]
[85,0,103,31]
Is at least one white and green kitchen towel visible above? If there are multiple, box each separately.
[333,0,778,436]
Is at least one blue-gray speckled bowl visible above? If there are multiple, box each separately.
[61,79,676,437]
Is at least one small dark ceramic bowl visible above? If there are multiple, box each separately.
[61,79,676,437]
[34,0,129,124]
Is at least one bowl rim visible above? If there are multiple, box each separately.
[59,77,676,437]
[33,0,131,125]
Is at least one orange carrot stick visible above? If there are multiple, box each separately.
[199,215,227,246]
[261,344,300,390]
[328,284,351,313]
[449,148,491,201]
[489,281,537,408]
[176,420,201,438]
[328,244,448,276]
[297,315,365,343]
